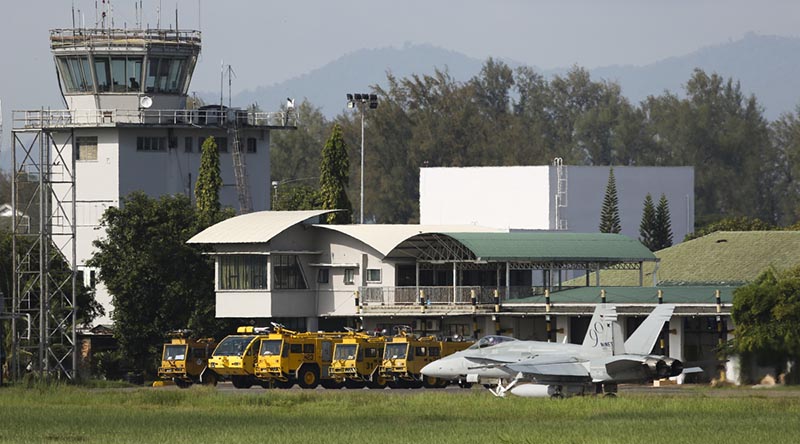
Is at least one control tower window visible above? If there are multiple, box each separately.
[94,57,111,92]
[146,57,187,94]
[94,56,143,93]
[57,56,94,93]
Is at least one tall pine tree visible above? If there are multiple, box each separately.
[639,193,657,250]
[319,124,352,224]
[599,167,621,233]
[195,136,222,225]
[654,193,674,249]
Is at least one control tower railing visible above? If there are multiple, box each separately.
[12,108,298,130]
[50,28,202,49]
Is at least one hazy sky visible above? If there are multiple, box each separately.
[2,0,800,168]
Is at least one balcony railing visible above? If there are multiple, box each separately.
[358,286,561,306]
[12,108,298,129]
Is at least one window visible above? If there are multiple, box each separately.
[366,269,381,283]
[273,255,308,290]
[247,138,257,153]
[303,344,315,354]
[344,269,355,285]
[415,347,427,357]
[290,344,302,354]
[217,137,228,153]
[429,347,441,357]
[57,56,94,93]
[218,255,268,290]
[136,137,167,152]
[317,269,329,284]
[145,57,187,94]
[184,136,193,153]
[94,57,111,92]
[76,137,98,161]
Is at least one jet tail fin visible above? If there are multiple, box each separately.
[624,304,675,355]
[581,304,622,356]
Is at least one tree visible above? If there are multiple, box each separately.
[639,194,657,250]
[599,167,621,233]
[319,124,352,224]
[195,136,222,224]
[87,192,235,373]
[273,184,321,211]
[653,194,674,250]
[731,266,800,384]
[685,216,774,241]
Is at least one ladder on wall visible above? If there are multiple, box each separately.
[553,157,568,230]
[228,117,253,214]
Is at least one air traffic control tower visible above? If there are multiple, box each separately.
[10,25,296,380]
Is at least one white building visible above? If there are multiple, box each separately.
[420,164,695,242]
[14,28,295,325]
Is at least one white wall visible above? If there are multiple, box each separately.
[420,165,694,243]
[420,166,551,229]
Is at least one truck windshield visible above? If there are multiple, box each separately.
[334,344,357,360]
[212,336,256,357]
[260,340,283,356]
[384,343,408,360]
[163,344,187,360]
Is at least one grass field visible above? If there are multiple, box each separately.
[1,384,799,444]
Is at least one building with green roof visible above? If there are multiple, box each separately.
[189,212,794,383]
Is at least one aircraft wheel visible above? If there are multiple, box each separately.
[458,381,473,389]
[298,366,320,389]
[604,392,617,398]
[422,376,441,388]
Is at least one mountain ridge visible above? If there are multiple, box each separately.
[216,33,800,120]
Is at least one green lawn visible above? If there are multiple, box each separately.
[1,385,798,444]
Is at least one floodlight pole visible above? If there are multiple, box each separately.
[359,107,365,224]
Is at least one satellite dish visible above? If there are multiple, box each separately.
[139,96,153,109]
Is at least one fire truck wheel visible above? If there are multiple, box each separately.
[174,378,191,389]
[201,370,218,387]
[231,376,253,389]
[344,379,366,389]
[298,366,320,389]
[321,379,344,389]
[367,376,388,389]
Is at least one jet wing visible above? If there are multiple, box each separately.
[505,356,591,383]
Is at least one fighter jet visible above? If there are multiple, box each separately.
[420,304,687,398]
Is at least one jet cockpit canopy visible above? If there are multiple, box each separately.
[469,335,518,349]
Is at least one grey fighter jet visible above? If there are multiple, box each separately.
[420,304,688,398]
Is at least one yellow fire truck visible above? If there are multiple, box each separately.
[157,330,217,388]
[254,324,346,389]
[379,328,473,388]
[329,330,387,389]
[208,326,270,389]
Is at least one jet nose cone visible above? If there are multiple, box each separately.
[420,361,437,377]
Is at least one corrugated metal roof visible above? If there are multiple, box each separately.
[444,232,656,262]
[507,286,736,304]
[187,210,336,244]
[315,224,501,257]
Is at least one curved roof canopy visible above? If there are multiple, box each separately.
[315,224,499,257]
[187,210,336,244]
